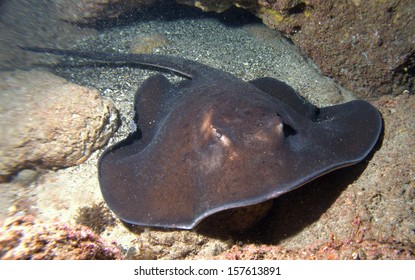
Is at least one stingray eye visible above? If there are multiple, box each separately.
[215,130,222,139]
[212,126,231,147]
[274,112,296,137]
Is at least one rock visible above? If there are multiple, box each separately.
[130,33,169,53]
[214,239,415,260]
[196,240,229,258]
[0,70,118,182]
[128,229,230,259]
[56,0,159,25]
[177,0,258,12]
[0,215,122,259]
[181,0,415,98]
[177,0,234,12]
[258,0,415,98]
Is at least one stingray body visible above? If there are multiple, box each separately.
[24,47,382,229]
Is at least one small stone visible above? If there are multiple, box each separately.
[12,169,40,185]
[197,240,229,258]
[130,34,169,54]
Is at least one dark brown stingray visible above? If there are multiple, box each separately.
[24,47,382,229]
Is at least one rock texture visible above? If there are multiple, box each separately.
[214,240,415,260]
[0,215,122,259]
[125,229,230,260]
[0,70,118,181]
[179,0,415,98]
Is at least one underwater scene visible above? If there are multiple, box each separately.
[0,0,414,260]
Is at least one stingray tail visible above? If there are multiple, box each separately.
[20,46,209,79]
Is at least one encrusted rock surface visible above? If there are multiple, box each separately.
[0,215,122,260]
[0,70,118,181]
[124,229,230,260]
[213,239,415,260]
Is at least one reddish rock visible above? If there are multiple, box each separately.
[0,215,122,260]
[258,0,414,98]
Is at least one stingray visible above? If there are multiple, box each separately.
[23,47,382,229]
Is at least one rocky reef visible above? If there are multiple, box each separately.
[0,215,122,260]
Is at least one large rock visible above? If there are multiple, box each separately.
[179,0,415,98]
[0,70,118,181]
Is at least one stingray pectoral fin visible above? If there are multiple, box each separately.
[309,100,382,167]
[134,74,175,146]
[250,77,318,120]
